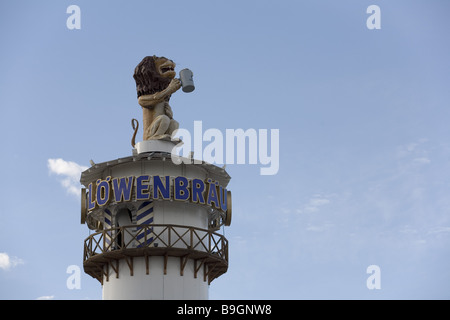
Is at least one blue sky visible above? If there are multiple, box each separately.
[1,0,449,299]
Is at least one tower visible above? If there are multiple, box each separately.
[80,56,232,300]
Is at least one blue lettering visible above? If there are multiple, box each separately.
[153,175,170,200]
[96,177,111,206]
[219,186,227,212]
[136,175,150,200]
[192,178,205,204]
[174,176,190,201]
[88,182,96,210]
[112,176,134,202]
[206,179,220,209]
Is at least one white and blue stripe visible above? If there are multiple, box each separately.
[104,208,112,250]
[136,201,154,247]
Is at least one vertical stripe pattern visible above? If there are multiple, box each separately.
[104,208,112,250]
[136,201,154,247]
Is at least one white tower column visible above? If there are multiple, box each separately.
[81,143,231,300]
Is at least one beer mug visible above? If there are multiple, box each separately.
[179,68,195,93]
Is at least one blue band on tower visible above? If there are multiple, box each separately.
[136,201,154,247]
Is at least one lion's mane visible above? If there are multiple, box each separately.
[133,56,172,98]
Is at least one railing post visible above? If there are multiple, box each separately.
[208,232,211,254]
[225,239,228,262]
[168,225,171,248]
[144,225,148,247]
[121,226,124,249]
[220,236,224,257]
[83,239,88,260]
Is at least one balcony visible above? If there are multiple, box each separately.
[83,224,229,284]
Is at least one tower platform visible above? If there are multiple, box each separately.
[83,224,228,285]
[80,146,232,299]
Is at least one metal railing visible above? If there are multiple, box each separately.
[84,224,227,259]
[83,224,228,284]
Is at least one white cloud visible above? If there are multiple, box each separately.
[413,157,431,164]
[310,198,330,207]
[396,139,431,166]
[0,252,24,270]
[428,226,450,235]
[397,138,428,158]
[48,158,88,197]
[299,195,331,213]
[306,222,334,232]
[399,225,418,234]
[36,295,55,300]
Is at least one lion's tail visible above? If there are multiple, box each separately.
[131,118,139,148]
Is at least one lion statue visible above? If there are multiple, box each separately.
[131,55,181,146]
